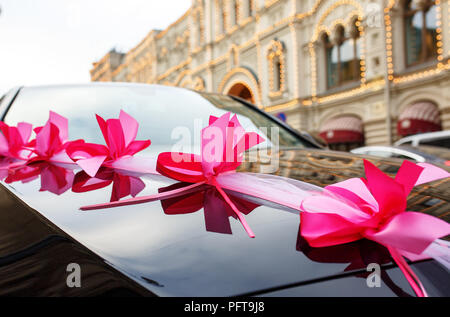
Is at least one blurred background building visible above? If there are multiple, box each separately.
[91,0,450,150]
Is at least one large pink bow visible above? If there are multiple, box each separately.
[300,159,450,297]
[66,110,152,177]
[0,121,34,162]
[157,112,264,182]
[156,112,264,237]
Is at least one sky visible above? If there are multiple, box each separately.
[0,0,191,96]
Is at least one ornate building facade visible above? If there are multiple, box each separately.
[91,0,450,149]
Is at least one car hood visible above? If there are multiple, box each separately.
[1,148,449,296]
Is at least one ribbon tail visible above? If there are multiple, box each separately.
[216,172,322,211]
[211,178,255,238]
[422,239,450,270]
[80,181,206,211]
[388,246,428,297]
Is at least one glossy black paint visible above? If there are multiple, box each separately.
[0,183,152,296]
[1,147,449,297]
[0,84,449,297]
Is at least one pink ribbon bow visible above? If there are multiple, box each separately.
[0,121,34,163]
[66,110,152,177]
[27,111,83,164]
[157,112,264,237]
[300,159,450,297]
[156,112,264,181]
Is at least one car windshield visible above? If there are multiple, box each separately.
[2,84,313,156]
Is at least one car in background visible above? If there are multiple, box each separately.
[394,130,450,148]
[351,145,450,166]
[0,83,449,297]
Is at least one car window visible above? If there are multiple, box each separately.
[366,150,392,158]
[390,153,416,160]
[416,145,450,161]
[2,85,313,157]
[419,137,450,149]
[366,150,416,161]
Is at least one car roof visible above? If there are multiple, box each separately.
[351,146,428,162]
[19,82,233,98]
[394,131,450,146]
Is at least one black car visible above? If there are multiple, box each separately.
[0,83,449,297]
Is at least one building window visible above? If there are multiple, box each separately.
[324,22,361,89]
[232,0,239,25]
[404,0,438,66]
[274,58,282,91]
[267,40,285,97]
[248,0,254,17]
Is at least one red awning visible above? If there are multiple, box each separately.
[319,116,364,144]
[397,102,442,137]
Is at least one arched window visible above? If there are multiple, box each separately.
[404,0,438,66]
[267,40,285,96]
[324,21,361,88]
[274,57,282,91]
[323,34,338,88]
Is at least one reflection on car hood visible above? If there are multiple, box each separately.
[1,148,449,296]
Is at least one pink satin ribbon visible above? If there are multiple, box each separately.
[300,159,450,297]
[1,112,83,169]
[155,113,264,237]
[66,110,153,177]
[0,121,34,165]
[28,111,84,165]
